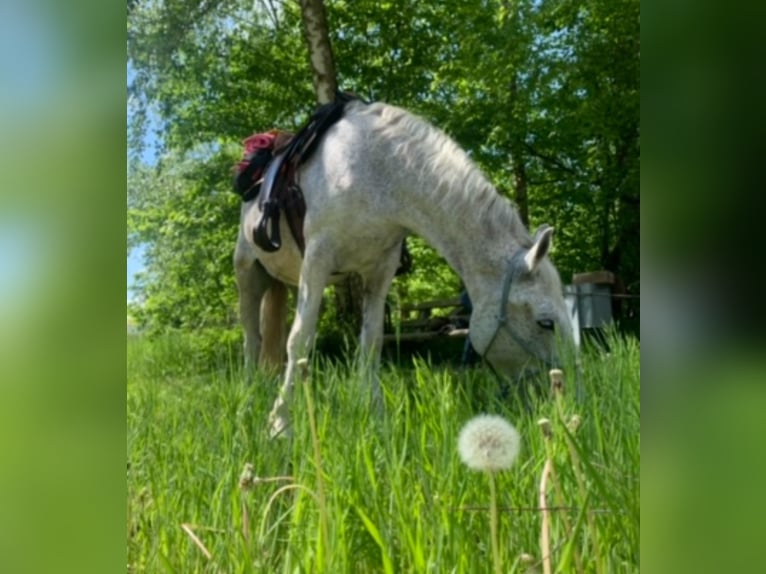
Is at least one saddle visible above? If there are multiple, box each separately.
[234,92,357,254]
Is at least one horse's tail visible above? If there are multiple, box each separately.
[259,279,289,372]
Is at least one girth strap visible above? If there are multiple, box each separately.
[253,151,292,252]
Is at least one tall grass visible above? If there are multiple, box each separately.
[128,333,639,573]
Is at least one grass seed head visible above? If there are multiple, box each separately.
[537,418,553,439]
[567,414,582,433]
[239,462,255,491]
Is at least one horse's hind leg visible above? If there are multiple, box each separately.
[259,278,288,371]
[234,250,283,377]
[268,245,332,437]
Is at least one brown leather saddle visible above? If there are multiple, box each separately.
[234,92,356,254]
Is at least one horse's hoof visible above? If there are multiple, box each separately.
[268,403,292,439]
[268,417,292,439]
[370,389,385,415]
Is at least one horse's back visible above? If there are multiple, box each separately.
[303,101,403,200]
[297,102,410,264]
[243,101,414,280]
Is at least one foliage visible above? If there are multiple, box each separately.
[127,0,640,336]
[127,331,640,572]
[128,149,241,334]
[390,236,462,305]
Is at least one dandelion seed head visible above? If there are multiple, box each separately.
[457,414,521,472]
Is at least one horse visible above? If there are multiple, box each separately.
[233,99,574,437]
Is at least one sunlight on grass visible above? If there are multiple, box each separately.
[127,333,640,573]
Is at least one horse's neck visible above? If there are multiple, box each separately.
[404,190,523,303]
[405,190,530,354]
[340,102,530,304]
[358,103,529,301]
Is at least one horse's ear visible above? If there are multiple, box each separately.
[524,225,554,272]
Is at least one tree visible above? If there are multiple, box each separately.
[300,0,337,104]
[127,151,241,335]
[299,0,367,336]
[127,0,640,339]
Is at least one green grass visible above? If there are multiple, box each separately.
[128,333,640,573]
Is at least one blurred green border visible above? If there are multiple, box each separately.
[0,2,126,573]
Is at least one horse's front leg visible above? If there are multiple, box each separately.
[358,245,402,401]
[267,247,331,438]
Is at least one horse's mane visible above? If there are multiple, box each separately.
[355,101,532,248]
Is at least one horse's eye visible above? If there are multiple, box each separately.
[537,319,555,331]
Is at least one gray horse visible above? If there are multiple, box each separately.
[234,100,573,436]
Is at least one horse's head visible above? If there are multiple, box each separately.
[483,225,574,379]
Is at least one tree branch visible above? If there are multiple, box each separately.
[523,142,578,175]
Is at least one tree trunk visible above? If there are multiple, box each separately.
[299,0,363,335]
[511,149,529,226]
[299,0,337,104]
[509,76,529,226]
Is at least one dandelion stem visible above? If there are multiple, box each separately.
[562,428,603,574]
[547,463,585,573]
[488,471,502,574]
[541,424,584,574]
[551,370,602,574]
[241,499,250,545]
[549,369,593,574]
[539,458,554,574]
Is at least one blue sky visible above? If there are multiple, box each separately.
[127,244,145,301]
[0,4,54,309]
[127,63,159,302]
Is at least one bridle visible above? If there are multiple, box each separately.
[479,252,554,373]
